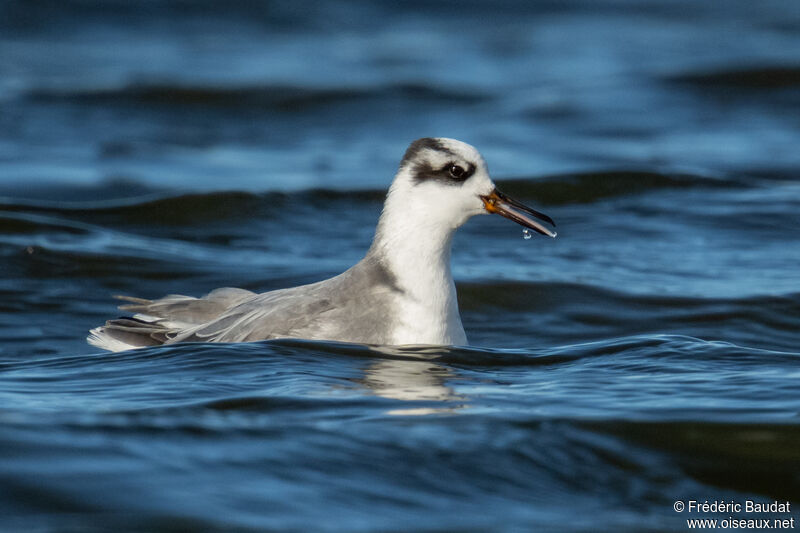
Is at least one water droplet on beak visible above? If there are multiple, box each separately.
[522,229,532,240]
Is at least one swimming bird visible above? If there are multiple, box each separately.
[88,138,555,352]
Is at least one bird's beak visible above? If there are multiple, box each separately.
[481,188,557,238]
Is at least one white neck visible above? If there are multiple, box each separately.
[366,184,467,345]
[370,207,456,298]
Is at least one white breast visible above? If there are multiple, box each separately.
[388,281,467,345]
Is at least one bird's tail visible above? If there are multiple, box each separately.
[87,315,170,353]
[87,289,255,352]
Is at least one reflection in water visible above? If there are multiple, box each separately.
[360,354,465,416]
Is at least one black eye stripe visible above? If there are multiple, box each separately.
[410,160,474,185]
[411,161,476,185]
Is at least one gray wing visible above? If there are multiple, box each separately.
[118,287,256,329]
[171,256,403,345]
[90,255,402,349]
[89,288,256,349]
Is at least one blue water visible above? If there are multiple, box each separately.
[1,1,799,531]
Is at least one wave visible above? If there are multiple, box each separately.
[582,419,800,501]
[667,65,800,89]
[13,333,796,375]
[0,190,272,224]
[2,411,795,532]
[459,280,800,318]
[0,212,92,235]
[27,82,489,110]
[459,280,800,352]
[0,168,748,222]
[3,331,798,520]
[498,170,743,205]
[4,335,799,505]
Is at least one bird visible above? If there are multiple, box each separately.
[88,138,555,352]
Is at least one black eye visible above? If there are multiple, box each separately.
[448,164,465,179]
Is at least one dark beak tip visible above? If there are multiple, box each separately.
[483,188,557,237]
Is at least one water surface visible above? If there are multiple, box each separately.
[1,1,799,531]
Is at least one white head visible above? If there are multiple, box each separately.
[379,137,556,237]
